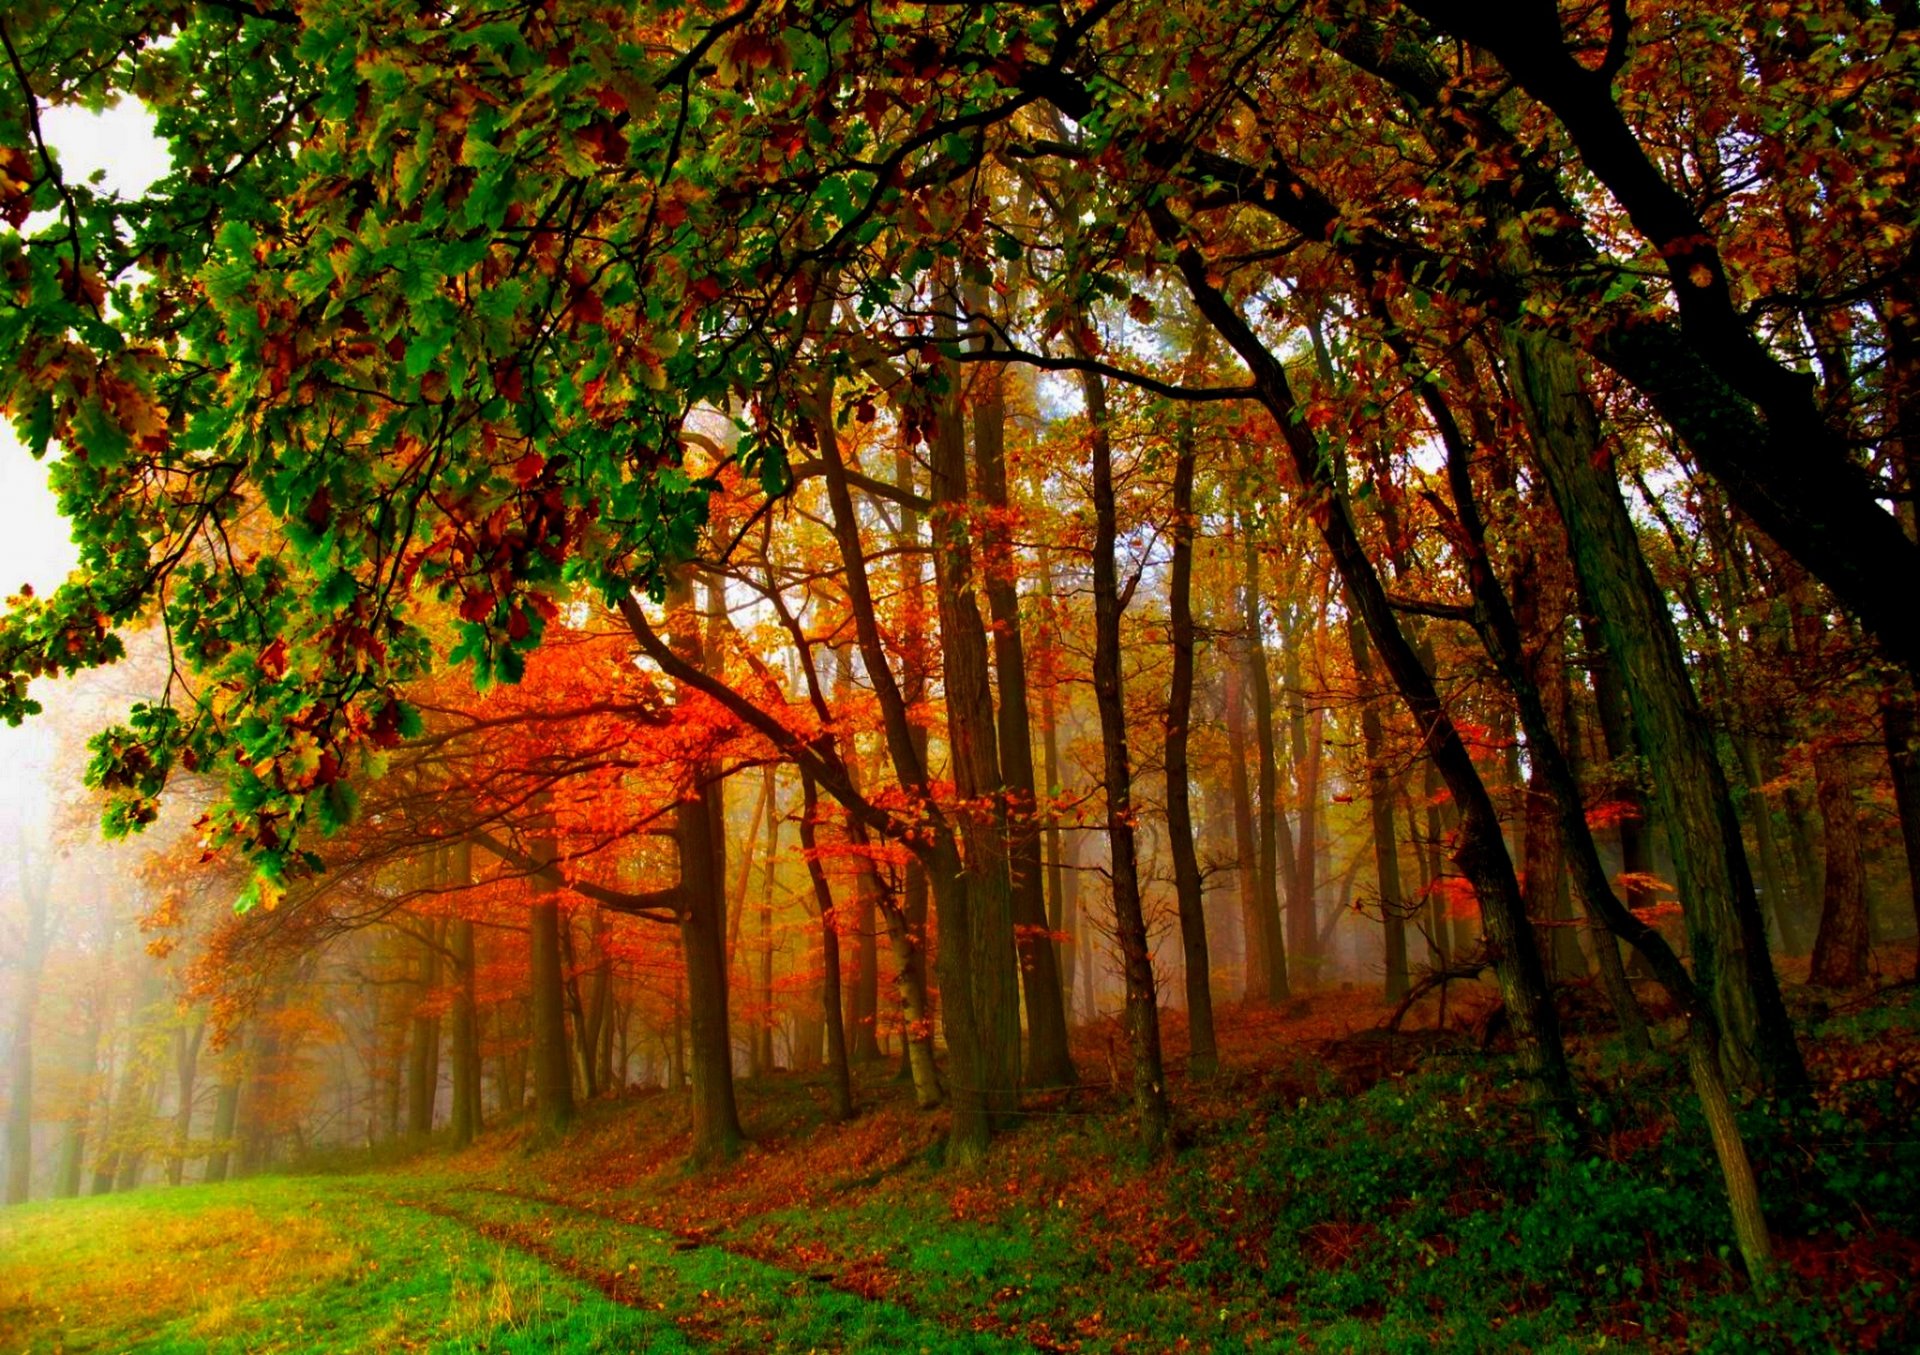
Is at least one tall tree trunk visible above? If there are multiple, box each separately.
[1224,636,1266,1000]
[755,768,778,1077]
[1885,691,1920,982]
[202,1072,240,1185]
[967,281,1075,1087]
[449,840,481,1148]
[1242,532,1292,1001]
[166,1018,204,1187]
[808,372,983,1156]
[1411,364,1652,1051]
[527,798,576,1141]
[1166,399,1218,1075]
[1508,330,1803,1094]
[798,771,856,1122]
[1038,549,1075,1026]
[930,288,1020,1127]
[670,567,745,1164]
[1287,621,1324,975]
[1161,222,1578,1121]
[1577,595,1658,920]
[1080,363,1171,1150]
[1347,616,1410,1003]
[1808,738,1871,989]
[406,914,443,1140]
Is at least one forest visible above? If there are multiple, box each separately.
[1,0,1918,1350]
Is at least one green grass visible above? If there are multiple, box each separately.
[6,989,1917,1353]
[0,1177,692,1353]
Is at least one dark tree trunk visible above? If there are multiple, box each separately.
[406,916,443,1140]
[967,282,1075,1087]
[1885,692,1920,981]
[1347,617,1409,1003]
[931,290,1020,1128]
[808,373,977,1152]
[449,915,480,1148]
[799,771,856,1122]
[1223,628,1266,1000]
[1808,738,1871,989]
[756,769,778,1078]
[1038,549,1075,1027]
[1161,218,1578,1121]
[202,1073,240,1184]
[527,798,576,1141]
[1080,363,1171,1150]
[670,568,745,1164]
[1509,331,1803,1095]
[1287,626,1324,976]
[1166,399,1218,1075]
[1242,533,1292,1001]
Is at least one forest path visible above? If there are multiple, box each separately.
[382,1179,1033,1354]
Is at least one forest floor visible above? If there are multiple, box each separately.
[4,963,1919,1354]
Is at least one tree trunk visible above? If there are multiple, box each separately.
[967,282,1075,1087]
[1036,559,1080,1028]
[1080,362,1171,1150]
[167,1019,204,1187]
[1166,398,1218,1075]
[527,797,576,1141]
[799,770,856,1122]
[1287,625,1324,976]
[1347,616,1410,1003]
[1885,691,1920,981]
[1224,629,1265,1000]
[1242,532,1292,1001]
[203,1072,240,1184]
[1162,224,1577,1121]
[1508,330,1803,1094]
[756,768,778,1077]
[809,372,983,1156]
[1808,737,1871,989]
[670,567,745,1164]
[406,915,443,1140]
[930,288,1021,1129]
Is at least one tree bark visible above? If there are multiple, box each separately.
[669,567,745,1164]
[1885,691,1920,982]
[756,766,778,1077]
[967,281,1075,1087]
[1508,330,1803,1094]
[406,914,443,1140]
[527,797,576,1141]
[1347,616,1410,1003]
[1159,212,1578,1120]
[931,288,1021,1126]
[449,839,481,1148]
[1808,737,1871,989]
[1166,398,1218,1075]
[1080,362,1172,1150]
[798,771,856,1122]
[166,1018,204,1187]
[1242,532,1293,1001]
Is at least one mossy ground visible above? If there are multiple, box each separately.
[4,973,1917,1353]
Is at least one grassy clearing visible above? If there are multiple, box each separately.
[4,982,1918,1353]
[0,1177,689,1353]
